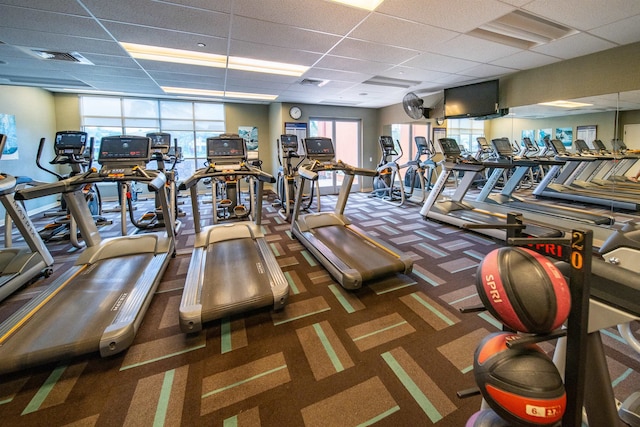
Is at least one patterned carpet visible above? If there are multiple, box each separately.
[0,190,638,426]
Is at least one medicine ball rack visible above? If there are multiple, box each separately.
[460,213,596,427]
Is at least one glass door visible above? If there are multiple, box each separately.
[310,118,361,194]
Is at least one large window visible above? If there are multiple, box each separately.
[80,96,225,180]
[390,123,430,165]
[445,118,485,155]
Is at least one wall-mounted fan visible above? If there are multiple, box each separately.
[402,92,428,120]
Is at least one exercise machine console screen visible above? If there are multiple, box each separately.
[491,137,513,157]
[439,138,462,156]
[280,134,298,152]
[206,137,246,161]
[303,137,334,160]
[55,131,87,155]
[99,136,151,162]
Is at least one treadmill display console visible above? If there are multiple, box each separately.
[550,139,567,155]
[55,131,87,154]
[491,137,514,157]
[574,139,590,153]
[304,137,335,156]
[206,137,246,160]
[280,134,298,152]
[99,136,151,162]
[439,138,461,156]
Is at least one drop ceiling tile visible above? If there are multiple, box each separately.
[331,38,420,65]
[229,40,321,66]
[428,34,521,63]
[0,27,123,56]
[523,0,640,31]
[376,0,515,32]
[589,15,640,45]
[0,5,107,39]
[232,0,368,35]
[314,55,392,75]
[230,16,341,53]
[457,63,514,78]
[143,0,231,13]
[402,52,479,74]
[350,13,459,50]
[532,32,618,59]
[375,66,449,83]
[490,50,561,70]
[0,0,90,15]
[83,0,230,36]
[102,22,229,53]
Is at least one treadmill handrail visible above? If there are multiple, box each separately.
[16,168,166,201]
[179,163,274,190]
[299,160,377,181]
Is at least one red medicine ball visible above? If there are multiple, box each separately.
[476,247,571,334]
[474,332,566,426]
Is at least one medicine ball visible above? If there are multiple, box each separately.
[476,247,570,333]
[466,409,512,426]
[474,332,566,426]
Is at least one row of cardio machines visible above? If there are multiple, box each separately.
[0,134,176,374]
[418,137,640,425]
[533,137,640,211]
[370,135,438,206]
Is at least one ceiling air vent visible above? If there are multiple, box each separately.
[300,78,329,87]
[363,76,421,89]
[28,49,94,65]
[468,10,577,49]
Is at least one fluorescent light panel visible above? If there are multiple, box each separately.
[161,86,278,100]
[329,0,384,11]
[538,100,592,108]
[121,42,308,77]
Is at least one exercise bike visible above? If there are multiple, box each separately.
[35,131,110,248]
[273,134,316,221]
[370,135,405,206]
[400,136,438,204]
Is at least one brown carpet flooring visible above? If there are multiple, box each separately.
[0,190,638,426]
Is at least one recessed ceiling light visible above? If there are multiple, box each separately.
[329,0,384,11]
[197,43,206,47]
[120,42,308,77]
[161,86,278,100]
[538,100,593,108]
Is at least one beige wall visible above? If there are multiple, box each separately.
[0,86,60,213]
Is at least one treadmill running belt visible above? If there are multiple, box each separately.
[313,225,406,282]
[0,253,154,371]
[201,238,274,318]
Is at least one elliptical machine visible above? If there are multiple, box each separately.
[35,131,110,248]
[401,136,438,204]
[121,132,183,235]
[273,134,315,221]
[370,135,405,206]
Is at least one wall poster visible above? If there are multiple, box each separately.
[0,113,19,159]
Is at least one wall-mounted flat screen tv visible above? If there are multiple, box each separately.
[444,79,499,119]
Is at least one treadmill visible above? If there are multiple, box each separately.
[474,137,614,226]
[0,133,54,302]
[419,138,562,240]
[291,137,413,290]
[0,135,175,374]
[179,135,288,333]
[533,139,640,210]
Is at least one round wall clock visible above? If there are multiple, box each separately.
[289,106,302,120]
